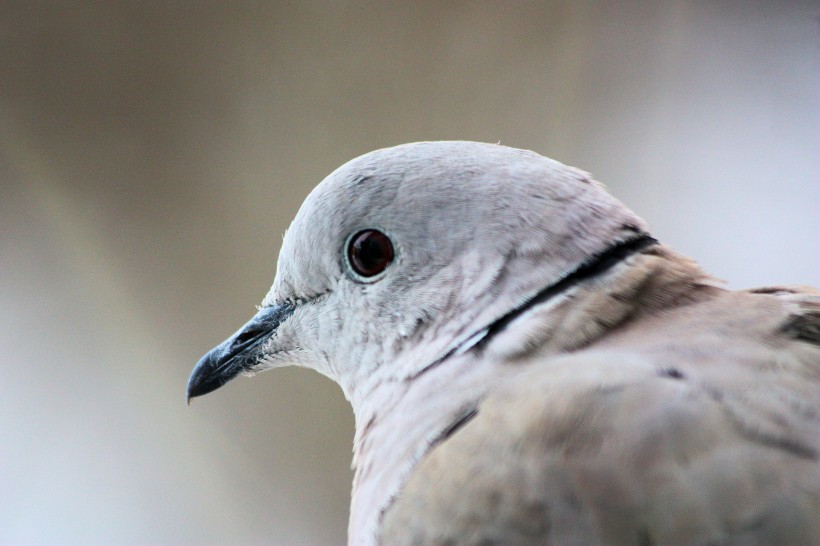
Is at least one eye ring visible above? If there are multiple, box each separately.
[345,229,395,281]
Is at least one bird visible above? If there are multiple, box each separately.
[187,141,820,546]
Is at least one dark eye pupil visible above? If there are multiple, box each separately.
[348,230,394,278]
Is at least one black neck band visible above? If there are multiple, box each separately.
[407,234,658,381]
[474,234,659,351]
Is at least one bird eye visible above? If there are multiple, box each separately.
[347,229,394,279]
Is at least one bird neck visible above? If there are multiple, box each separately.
[345,244,717,545]
[347,348,508,546]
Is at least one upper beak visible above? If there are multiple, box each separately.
[187,302,294,403]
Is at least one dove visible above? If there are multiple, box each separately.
[187,141,820,546]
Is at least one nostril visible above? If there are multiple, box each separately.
[232,329,262,349]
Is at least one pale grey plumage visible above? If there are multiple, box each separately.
[383,255,820,545]
[188,141,820,546]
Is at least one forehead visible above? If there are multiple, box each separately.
[270,142,583,300]
[281,142,585,260]
[308,141,567,215]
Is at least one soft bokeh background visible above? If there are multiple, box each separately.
[1,1,817,544]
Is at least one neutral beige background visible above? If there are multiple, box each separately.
[1,2,817,544]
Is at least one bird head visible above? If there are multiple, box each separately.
[187,141,647,404]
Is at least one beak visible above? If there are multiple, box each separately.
[187,303,295,403]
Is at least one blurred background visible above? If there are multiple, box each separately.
[1,1,817,544]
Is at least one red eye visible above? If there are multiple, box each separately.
[347,230,394,278]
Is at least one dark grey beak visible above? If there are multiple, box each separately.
[187,303,294,403]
